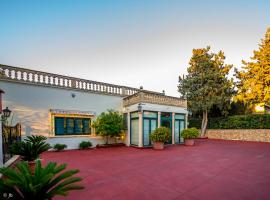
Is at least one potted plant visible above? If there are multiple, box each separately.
[0,160,84,199]
[181,127,199,146]
[53,143,67,152]
[150,127,171,150]
[10,135,51,172]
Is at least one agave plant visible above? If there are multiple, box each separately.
[0,160,84,200]
[10,135,51,161]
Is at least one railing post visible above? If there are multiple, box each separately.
[71,79,76,88]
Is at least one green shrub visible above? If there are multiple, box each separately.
[10,135,51,161]
[189,114,270,129]
[53,143,67,151]
[181,128,199,139]
[92,110,124,144]
[79,141,92,149]
[150,127,171,143]
[0,160,84,199]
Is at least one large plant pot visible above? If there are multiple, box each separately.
[153,142,164,150]
[184,139,195,146]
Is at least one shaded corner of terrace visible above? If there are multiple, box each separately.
[43,139,270,200]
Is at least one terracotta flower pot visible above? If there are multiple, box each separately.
[153,142,164,150]
[184,139,195,146]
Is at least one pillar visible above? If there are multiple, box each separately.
[138,111,143,147]
[185,113,188,129]
[158,111,161,127]
[127,112,131,146]
[172,113,175,144]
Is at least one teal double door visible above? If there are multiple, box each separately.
[174,119,185,144]
[143,111,158,146]
[142,112,185,146]
[143,118,157,146]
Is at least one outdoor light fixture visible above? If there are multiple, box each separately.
[138,103,142,112]
[71,93,76,98]
[2,107,11,119]
[1,107,11,123]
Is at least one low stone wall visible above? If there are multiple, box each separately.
[206,129,270,142]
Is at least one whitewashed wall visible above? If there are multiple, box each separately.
[0,81,124,149]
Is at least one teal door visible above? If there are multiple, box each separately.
[174,120,185,144]
[161,112,172,144]
[143,119,157,146]
[130,112,139,146]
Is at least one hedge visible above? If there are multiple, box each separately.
[188,114,270,129]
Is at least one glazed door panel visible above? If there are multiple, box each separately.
[143,118,157,146]
[174,120,185,144]
[143,119,150,146]
[131,119,139,146]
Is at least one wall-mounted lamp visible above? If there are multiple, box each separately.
[1,107,11,122]
[138,103,143,113]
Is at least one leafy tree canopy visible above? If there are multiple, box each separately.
[178,46,233,136]
[235,27,270,105]
[92,110,124,143]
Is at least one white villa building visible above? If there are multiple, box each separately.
[0,64,187,153]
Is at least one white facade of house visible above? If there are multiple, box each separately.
[0,65,187,156]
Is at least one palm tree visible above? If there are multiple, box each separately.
[0,160,84,200]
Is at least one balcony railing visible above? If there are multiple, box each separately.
[0,64,139,97]
[123,91,187,108]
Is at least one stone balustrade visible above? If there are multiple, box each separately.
[0,64,139,97]
[123,91,187,108]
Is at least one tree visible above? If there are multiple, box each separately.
[92,110,124,144]
[178,46,233,137]
[235,27,270,106]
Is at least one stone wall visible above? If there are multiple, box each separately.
[206,129,270,142]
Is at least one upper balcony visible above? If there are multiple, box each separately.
[0,64,139,97]
[123,91,187,108]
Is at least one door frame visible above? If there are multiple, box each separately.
[161,112,172,144]
[174,119,185,144]
[130,111,139,146]
[142,111,158,147]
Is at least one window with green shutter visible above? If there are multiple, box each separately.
[54,117,91,136]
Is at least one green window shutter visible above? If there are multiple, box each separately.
[66,118,74,134]
[55,117,65,135]
[82,119,91,134]
[74,118,83,134]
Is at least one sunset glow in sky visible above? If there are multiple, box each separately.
[1,0,270,96]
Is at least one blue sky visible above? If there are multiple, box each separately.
[0,0,270,96]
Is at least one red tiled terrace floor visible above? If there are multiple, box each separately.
[42,139,270,200]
